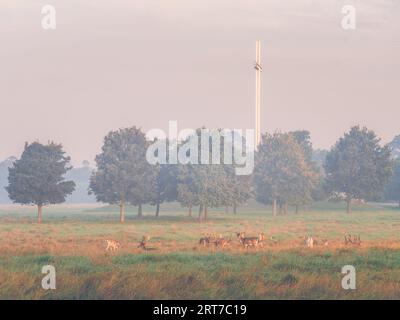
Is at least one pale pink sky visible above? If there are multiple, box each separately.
[0,0,399,165]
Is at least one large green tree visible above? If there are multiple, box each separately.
[176,128,231,221]
[89,127,156,222]
[254,132,318,215]
[324,126,393,213]
[6,142,75,223]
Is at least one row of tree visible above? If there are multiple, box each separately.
[5,125,399,223]
[89,127,253,222]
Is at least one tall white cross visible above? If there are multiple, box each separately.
[255,40,262,148]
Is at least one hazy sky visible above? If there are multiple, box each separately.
[1,0,399,165]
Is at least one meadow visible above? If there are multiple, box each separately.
[0,201,400,299]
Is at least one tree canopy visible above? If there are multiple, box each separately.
[6,142,75,223]
[89,127,157,222]
[176,128,232,221]
[324,126,393,213]
[253,132,319,215]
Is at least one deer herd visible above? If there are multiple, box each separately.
[104,233,361,252]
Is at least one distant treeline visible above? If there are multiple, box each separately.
[2,126,400,223]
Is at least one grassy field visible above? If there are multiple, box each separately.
[0,201,400,299]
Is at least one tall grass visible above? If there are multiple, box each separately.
[0,202,400,299]
[1,250,400,299]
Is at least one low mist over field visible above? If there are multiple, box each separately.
[1,0,400,302]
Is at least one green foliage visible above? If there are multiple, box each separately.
[176,128,233,219]
[148,138,179,216]
[253,132,319,213]
[221,133,253,213]
[385,160,400,205]
[6,142,75,222]
[178,164,230,219]
[324,126,393,212]
[224,172,253,213]
[89,127,157,221]
[3,249,400,299]
[152,163,178,217]
[289,130,323,205]
[290,130,314,163]
[177,164,199,209]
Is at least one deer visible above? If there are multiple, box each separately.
[298,236,315,248]
[319,239,329,246]
[300,236,314,248]
[305,236,314,248]
[215,237,232,248]
[199,233,219,246]
[138,235,151,250]
[344,234,361,246]
[312,237,329,247]
[237,232,264,248]
[105,239,121,251]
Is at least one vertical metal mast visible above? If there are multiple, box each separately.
[255,40,262,148]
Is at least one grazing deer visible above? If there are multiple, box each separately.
[199,233,219,246]
[199,236,210,246]
[105,239,121,251]
[305,236,314,248]
[236,232,246,245]
[215,237,231,248]
[344,234,361,246]
[258,233,266,247]
[299,236,314,248]
[320,239,329,246]
[313,237,329,247]
[237,232,263,248]
[236,232,244,241]
[138,235,151,250]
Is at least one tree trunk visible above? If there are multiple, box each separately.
[278,203,282,215]
[398,200,400,209]
[198,205,203,221]
[284,203,288,215]
[188,204,192,217]
[295,205,299,214]
[119,200,125,223]
[37,204,43,224]
[138,203,143,217]
[155,201,160,218]
[346,197,352,214]
[225,206,229,214]
[204,206,208,221]
[233,203,237,214]
[272,198,277,216]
